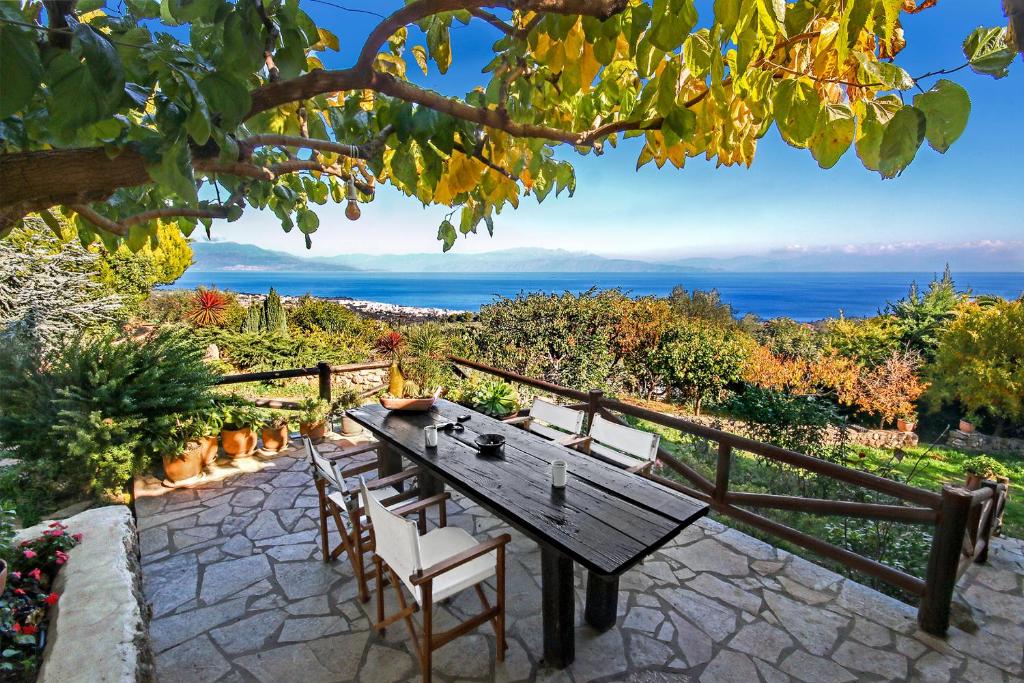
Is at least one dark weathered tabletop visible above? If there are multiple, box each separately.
[349,399,708,576]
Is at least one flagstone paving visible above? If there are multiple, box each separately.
[135,435,1024,682]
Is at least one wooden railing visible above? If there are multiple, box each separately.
[217,360,390,410]
[448,355,1010,636]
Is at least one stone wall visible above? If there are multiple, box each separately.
[948,429,1024,457]
[846,426,919,449]
[22,506,154,683]
[334,368,387,395]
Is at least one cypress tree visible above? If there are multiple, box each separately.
[264,288,288,336]
[241,302,262,333]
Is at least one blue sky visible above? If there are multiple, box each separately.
[210,1,1024,259]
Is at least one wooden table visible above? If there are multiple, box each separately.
[348,399,708,668]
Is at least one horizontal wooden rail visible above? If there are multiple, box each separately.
[218,367,317,384]
[330,361,391,373]
[726,492,938,524]
[601,396,942,509]
[449,356,591,402]
[652,474,926,595]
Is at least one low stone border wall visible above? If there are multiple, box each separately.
[846,425,919,449]
[18,506,154,683]
[948,429,1024,456]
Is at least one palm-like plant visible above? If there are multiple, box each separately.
[375,330,405,361]
[185,289,228,327]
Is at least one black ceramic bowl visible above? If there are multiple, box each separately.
[474,433,506,456]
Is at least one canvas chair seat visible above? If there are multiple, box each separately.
[408,526,497,603]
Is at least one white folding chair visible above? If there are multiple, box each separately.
[573,414,660,474]
[304,436,419,602]
[361,479,510,683]
[503,397,588,447]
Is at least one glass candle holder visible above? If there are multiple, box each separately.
[424,425,439,448]
[551,459,567,488]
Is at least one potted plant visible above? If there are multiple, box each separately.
[197,407,222,468]
[219,400,261,458]
[158,415,208,485]
[261,411,291,452]
[896,414,917,433]
[959,413,979,434]
[376,331,406,396]
[332,388,362,435]
[962,455,1008,490]
[298,397,331,443]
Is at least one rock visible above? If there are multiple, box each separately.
[245,510,287,540]
[699,650,759,683]
[764,591,848,656]
[30,506,153,683]
[666,538,749,576]
[778,650,856,683]
[156,634,231,683]
[150,598,247,652]
[726,622,793,663]
[622,606,665,634]
[210,609,288,655]
[358,644,417,683]
[831,639,908,679]
[273,560,345,600]
[686,573,762,614]
[278,616,347,642]
[626,632,676,670]
[200,554,272,604]
[657,588,738,642]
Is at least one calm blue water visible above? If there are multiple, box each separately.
[165,271,1024,321]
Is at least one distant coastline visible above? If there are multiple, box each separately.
[164,270,1024,323]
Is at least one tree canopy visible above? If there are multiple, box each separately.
[0,0,1019,251]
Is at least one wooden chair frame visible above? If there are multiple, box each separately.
[369,494,511,683]
[306,438,420,602]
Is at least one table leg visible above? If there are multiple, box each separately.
[540,545,575,668]
[376,442,403,487]
[584,571,619,631]
[418,469,445,499]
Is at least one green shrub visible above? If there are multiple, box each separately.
[652,321,748,414]
[470,380,519,417]
[962,455,1009,479]
[288,295,377,337]
[193,328,366,371]
[0,330,216,512]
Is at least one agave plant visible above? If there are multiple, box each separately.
[185,289,228,327]
[375,330,405,361]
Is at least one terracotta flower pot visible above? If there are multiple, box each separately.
[959,419,975,434]
[896,419,916,433]
[221,427,256,458]
[340,415,361,436]
[965,473,983,490]
[300,421,326,443]
[199,435,219,468]
[163,441,204,484]
[262,425,290,452]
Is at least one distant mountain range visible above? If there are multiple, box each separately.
[190,241,1023,273]
[190,243,696,273]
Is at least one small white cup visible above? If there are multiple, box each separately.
[551,459,567,488]
[424,425,439,448]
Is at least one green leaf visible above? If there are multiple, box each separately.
[437,219,456,252]
[683,30,713,78]
[809,104,854,169]
[962,27,1015,79]
[877,106,926,178]
[146,140,198,203]
[855,95,901,172]
[226,205,243,222]
[198,72,252,129]
[773,79,819,147]
[297,208,320,234]
[47,53,107,130]
[73,20,125,94]
[0,22,43,119]
[656,59,680,116]
[427,21,451,74]
[714,0,741,38]
[913,79,971,153]
[856,54,913,90]
[662,107,696,147]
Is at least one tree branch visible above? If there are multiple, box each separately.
[469,8,515,35]
[71,204,126,236]
[122,207,229,228]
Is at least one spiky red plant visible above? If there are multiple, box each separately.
[375,330,405,360]
[185,289,228,327]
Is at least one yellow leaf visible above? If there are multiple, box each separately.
[317,27,340,51]
[579,43,602,90]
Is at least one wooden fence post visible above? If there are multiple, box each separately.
[586,389,603,430]
[714,443,732,506]
[918,485,973,635]
[976,480,1000,564]
[317,362,332,404]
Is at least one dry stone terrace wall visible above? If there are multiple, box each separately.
[949,429,1024,457]
[678,413,919,449]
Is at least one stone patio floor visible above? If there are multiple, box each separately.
[135,434,1024,683]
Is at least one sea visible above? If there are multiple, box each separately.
[165,271,1024,322]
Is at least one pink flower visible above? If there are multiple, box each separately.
[45,593,60,606]
[72,533,83,542]
[14,623,37,636]
[55,550,69,565]
[14,588,25,595]
[11,571,20,580]
[27,568,41,581]
[22,549,36,559]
